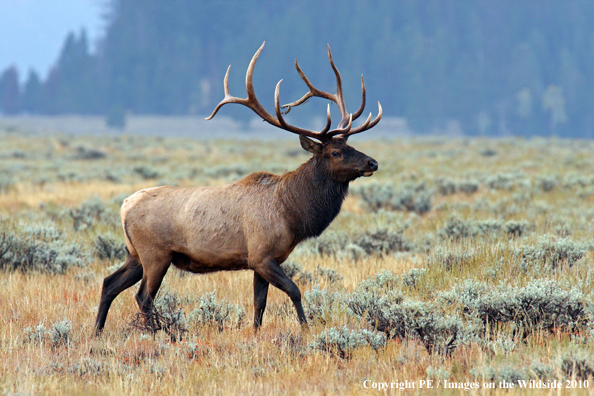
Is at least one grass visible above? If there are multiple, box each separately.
[2,128,594,394]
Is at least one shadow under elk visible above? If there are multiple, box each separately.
[94,42,382,335]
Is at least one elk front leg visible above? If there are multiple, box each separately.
[253,272,270,330]
[252,258,307,327]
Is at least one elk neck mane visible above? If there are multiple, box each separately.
[277,156,349,242]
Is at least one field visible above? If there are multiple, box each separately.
[1,126,594,395]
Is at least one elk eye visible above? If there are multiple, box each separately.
[331,151,341,158]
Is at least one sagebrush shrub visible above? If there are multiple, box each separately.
[436,177,479,195]
[503,220,529,237]
[450,278,588,336]
[187,290,246,332]
[352,228,413,255]
[133,165,161,180]
[23,319,73,348]
[309,326,385,359]
[0,226,85,273]
[484,172,530,191]
[303,285,344,324]
[355,182,432,214]
[439,215,476,240]
[280,261,343,286]
[67,197,113,231]
[73,146,106,160]
[347,290,464,355]
[317,268,344,284]
[203,164,250,179]
[471,365,526,383]
[95,234,127,261]
[309,229,413,260]
[355,270,401,294]
[516,235,586,269]
[562,352,594,380]
[427,246,474,270]
[439,215,507,240]
[131,289,188,341]
[280,261,301,279]
[401,268,427,288]
[538,175,558,192]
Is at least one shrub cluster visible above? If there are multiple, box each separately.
[427,246,474,270]
[73,146,107,160]
[483,172,531,191]
[203,164,250,180]
[303,285,344,324]
[439,215,529,240]
[67,197,118,231]
[515,235,587,269]
[95,234,127,261]
[187,290,246,332]
[280,261,343,286]
[309,326,386,359]
[562,352,594,380]
[347,291,465,355]
[133,165,161,180]
[446,279,588,337]
[0,224,85,273]
[436,177,479,195]
[355,182,432,214]
[131,289,188,342]
[309,228,413,260]
[345,271,470,355]
[23,319,73,348]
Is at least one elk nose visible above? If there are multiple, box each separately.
[367,159,378,171]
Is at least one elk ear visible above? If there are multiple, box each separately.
[299,135,322,154]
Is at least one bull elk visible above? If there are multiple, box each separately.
[94,42,382,334]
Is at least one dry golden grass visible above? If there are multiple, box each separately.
[2,131,594,395]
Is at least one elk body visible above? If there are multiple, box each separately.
[94,42,382,334]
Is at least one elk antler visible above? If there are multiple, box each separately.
[206,42,382,142]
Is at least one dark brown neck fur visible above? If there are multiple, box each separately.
[278,157,349,243]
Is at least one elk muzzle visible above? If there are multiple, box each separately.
[360,157,379,177]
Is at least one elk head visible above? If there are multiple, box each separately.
[206,42,382,183]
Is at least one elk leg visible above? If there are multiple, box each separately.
[95,255,143,335]
[134,254,172,331]
[253,272,270,330]
[253,259,307,326]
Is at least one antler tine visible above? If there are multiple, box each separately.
[326,44,350,129]
[280,59,336,114]
[351,75,366,121]
[205,42,281,127]
[205,65,236,120]
[325,114,353,137]
[281,44,353,132]
[321,104,332,134]
[274,79,334,140]
[339,102,383,138]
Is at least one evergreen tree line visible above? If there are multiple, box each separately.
[1,0,594,137]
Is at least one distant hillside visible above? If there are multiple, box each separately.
[1,0,594,137]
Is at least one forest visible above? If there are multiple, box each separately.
[1,0,594,137]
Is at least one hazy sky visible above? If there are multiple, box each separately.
[0,0,103,81]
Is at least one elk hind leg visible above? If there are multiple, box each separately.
[95,254,143,335]
[134,253,172,332]
[253,272,270,331]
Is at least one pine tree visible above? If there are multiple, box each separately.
[22,70,42,114]
[0,66,20,115]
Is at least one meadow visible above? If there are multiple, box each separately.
[1,126,594,395]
